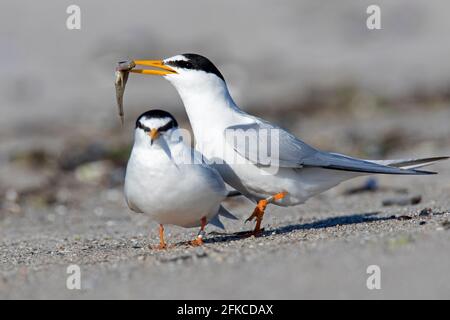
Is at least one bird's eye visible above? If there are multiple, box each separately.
[137,121,151,132]
[168,60,193,69]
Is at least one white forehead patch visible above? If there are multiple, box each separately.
[139,117,173,130]
[164,54,189,64]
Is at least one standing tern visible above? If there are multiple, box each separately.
[125,54,448,236]
[124,109,237,248]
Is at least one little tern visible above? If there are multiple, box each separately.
[126,54,448,236]
[124,109,237,248]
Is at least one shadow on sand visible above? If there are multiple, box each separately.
[206,211,396,244]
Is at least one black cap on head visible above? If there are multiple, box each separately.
[136,109,178,132]
[165,53,225,81]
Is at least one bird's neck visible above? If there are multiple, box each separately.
[175,82,246,142]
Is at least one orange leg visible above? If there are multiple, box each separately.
[191,217,207,246]
[245,199,268,236]
[156,224,167,250]
[245,192,288,236]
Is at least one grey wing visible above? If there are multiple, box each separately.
[191,148,229,196]
[225,121,434,175]
[224,121,317,168]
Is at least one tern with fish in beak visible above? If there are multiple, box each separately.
[124,109,238,249]
[118,54,449,237]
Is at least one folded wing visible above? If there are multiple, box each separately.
[225,122,447,175]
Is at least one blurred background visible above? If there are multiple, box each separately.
[2,0,450,210]
[1,0,450,299]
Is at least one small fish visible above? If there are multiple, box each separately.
[115,60,136,125]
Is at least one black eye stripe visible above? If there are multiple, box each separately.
[136,109,179,132]
[137,121,151,132]
[167,60,194,69]
[137,119,177,133]
[165,54,225,81]
[158,120,177,132]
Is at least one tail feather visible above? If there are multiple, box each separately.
[208,205,239,230]
[218,205,238,220]
[308,152,439,175]
[208,215,225,230]
[372,156,449,170]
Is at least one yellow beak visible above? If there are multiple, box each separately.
[148,128,159,145]
[130,60,177,76]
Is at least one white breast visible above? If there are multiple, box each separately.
[124,141,227,228]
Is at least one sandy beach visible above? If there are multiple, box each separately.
[1,0,450,299]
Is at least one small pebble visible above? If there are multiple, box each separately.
[419,208,433,217]
[382,195,422,207]
[441,220,450,230]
